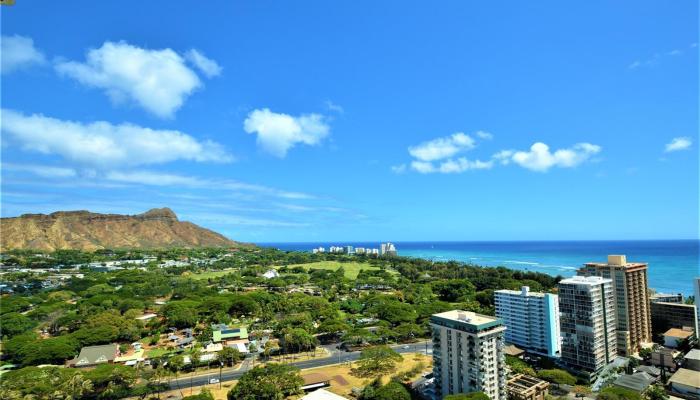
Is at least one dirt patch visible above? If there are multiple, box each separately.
[332,375,349,386]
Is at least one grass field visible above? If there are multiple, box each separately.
[283,261,383,280]
[187,269,237,280]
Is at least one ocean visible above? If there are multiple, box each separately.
[258,240,700,295]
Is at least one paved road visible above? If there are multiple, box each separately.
[168,342,432,390]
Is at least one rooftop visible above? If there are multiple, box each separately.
[613,372,655,392]
[664,328,694,339]
[301,389,348,400]
[684,349,700,361]
[431,310,500,326]
[669,368,700,388]
[559,275,612,286]
[584,255,647,269]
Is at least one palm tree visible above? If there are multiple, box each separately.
[63,373,93,400]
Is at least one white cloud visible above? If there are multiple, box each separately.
[507,142,601,172]
[1,35,46,74]
[2,162,76,178]
[185,49,222,78]
[391,164,407,174]
[324,100,344,114]
[55,41,201,118]
[665,137,692,152]
[243,108,330,157]
[410,158,493,174]
[475,131,493,140]
[100,169,315,200]
[1,109,231,168]
[408,132,475,162]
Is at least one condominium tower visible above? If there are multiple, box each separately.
[494,286,561,357]
[431,310,507,400]
[578,255,651,356]
[558,276,617,377]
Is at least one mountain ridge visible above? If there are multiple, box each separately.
[0,208,240,251]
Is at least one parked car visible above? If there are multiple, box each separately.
[209,378,219,384]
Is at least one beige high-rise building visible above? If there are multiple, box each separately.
[578,255,651,356]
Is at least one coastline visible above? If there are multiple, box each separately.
[258,240,700,295]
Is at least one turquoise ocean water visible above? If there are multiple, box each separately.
[260,240,700,295]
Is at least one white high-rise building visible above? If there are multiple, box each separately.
[494,286,560,357]
[430,310,507,400]
[558,276,617,378]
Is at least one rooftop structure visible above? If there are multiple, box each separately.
[506,374,550,400]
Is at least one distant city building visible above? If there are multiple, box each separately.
[312,247,326,254]
[650,292,683,303]
[578,255,651,356]
[558,276,617,378]
[650,301,698,338]
[430,310,507,400]
[355,247,366,254]
[380,242,397,256]
[494,286,560,357]
[344,245,354,254]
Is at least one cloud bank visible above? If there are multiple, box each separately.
[1,109,232,168]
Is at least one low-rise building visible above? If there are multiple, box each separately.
[69,344,119,367]
[683,349,700,372]
[506,374,550,400]
[663,328,694,348]
[612,372,655,393]
[668,368,700,399]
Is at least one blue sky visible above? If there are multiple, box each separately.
[1,1,698,242]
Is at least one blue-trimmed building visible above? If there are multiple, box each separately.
[494,286,561,358]
[430,310,507,400]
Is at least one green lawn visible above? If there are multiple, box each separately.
[145,348,175,358]
[188,268,237,280]
[283,261,383,279]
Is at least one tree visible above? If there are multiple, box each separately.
[445,392,490,400]
[218,347,242,366]
[372,381,411,400]
[572,385,591,398]
[537,369,576,386]
[227,363,303,400]
[168,355,186,398]
[0,313,36,338]
[352,345,403,379]
[645,385,668,400]
[597,387,641,400]
[506,355,536,376]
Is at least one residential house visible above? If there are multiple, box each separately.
[69,344,119,367]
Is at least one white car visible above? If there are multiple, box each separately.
[209,378,220,384]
